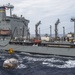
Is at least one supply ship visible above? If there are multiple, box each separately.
[0,4,75,57]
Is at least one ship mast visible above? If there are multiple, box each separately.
[49,25,52,41]
[63,26,65,41]
[50,25,52,37]
[71,18,75,41]
[5,3,14,16]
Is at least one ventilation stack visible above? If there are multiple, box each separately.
[0,6,6,20]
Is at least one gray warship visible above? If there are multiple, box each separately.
[0,4,75,57]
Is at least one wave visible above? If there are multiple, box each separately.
[23,56,64,62]
[1,52,75,69]
[17,64,27,69]
[42,60,75,68]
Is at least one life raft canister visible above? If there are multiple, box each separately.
[3,58,19,68]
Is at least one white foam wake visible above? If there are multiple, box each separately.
[23,56,64,63]
[17,64,27,69]
[42,60,75,68]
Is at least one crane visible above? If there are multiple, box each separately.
[35,21,41,39]
[55,19,60,40]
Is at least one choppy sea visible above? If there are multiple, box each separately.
[0,51,75,75]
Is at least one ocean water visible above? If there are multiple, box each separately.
[0,51,75,75]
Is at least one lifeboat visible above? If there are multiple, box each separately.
[33,39,41,43]
[0,30,11,35]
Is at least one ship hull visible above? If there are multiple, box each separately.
[0,44,75,57]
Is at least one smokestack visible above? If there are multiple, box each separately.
[0,6,6,20]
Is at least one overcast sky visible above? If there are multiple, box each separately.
[0,0,75,35]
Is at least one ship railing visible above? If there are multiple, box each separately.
[9,41,75,48]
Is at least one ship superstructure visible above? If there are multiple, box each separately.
[0,3,30,40]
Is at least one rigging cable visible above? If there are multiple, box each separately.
[0,27,17,47]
